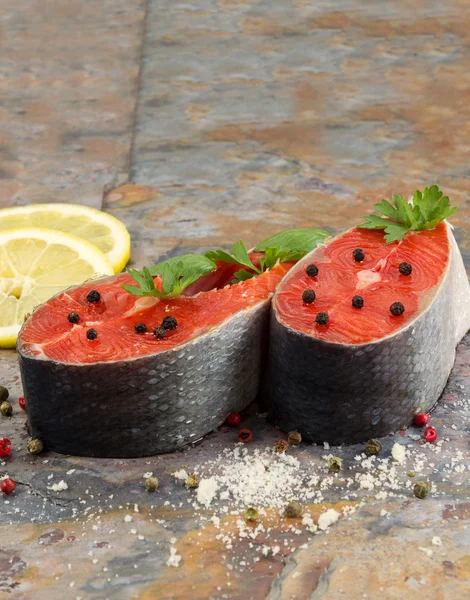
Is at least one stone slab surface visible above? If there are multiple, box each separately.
[1,1,470,599]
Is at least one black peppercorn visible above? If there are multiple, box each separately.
[86,290,101,303]
[162,315,178,331]
[399,262,412,276]
[390,302,405,316]
[316,312,329,326]
[86,328,98,340]
[302,289,316,304]
[134,323,147,334]
[352,295,364,309]
[353,248,365,262]
[68,312,80,324]
[153,326,166,339]
[306,264,319,277]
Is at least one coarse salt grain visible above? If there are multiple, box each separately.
[47,480,68,492]
[317,509,340,531]
[391,443,406,464]
[196,478,219,507]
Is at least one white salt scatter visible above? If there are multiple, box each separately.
[134,504,139,513]
[318,509,340,531]
[143,472,153,478]
[166,547,181,567]
[174,469,189,482]
[197,478,219,507]
[323,442,330,450]
[124,515,133,523]
[66,469,76,475]
[419,547,433,557]
[170,537,177,544]
[380,509,389,517]
[47,480,68,492]
[391,443,406,464]
[432,536,442,546]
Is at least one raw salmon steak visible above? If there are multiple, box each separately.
[265,222,470,443]
[18,259,292,457]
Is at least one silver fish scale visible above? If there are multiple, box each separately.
[265,227,470,444]
[18,299,271,457]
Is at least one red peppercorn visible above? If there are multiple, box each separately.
[0,438,11,458]
[1,478,16,495]
[238,428,252,443]
[18,396,26,412]
[226,412,241,427]
[414,413,429,427]
[424,426,437,443]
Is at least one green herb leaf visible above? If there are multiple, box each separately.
[122,254,217,298]
[255,228,330,255]
[205,240,260,274]
[359,185,457,242]
[232,269,257,284]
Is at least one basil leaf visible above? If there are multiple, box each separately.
[255,228,330,255]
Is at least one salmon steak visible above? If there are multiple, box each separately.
[265,220,470,443]
[17,257,294,457]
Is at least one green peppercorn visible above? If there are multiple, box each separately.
[244,507,259,522]
[275,439,289,453]
[407,471,416,478]
[186,474,200,489]
[287,431,302,446]
[0,386,9,403]
[27,439,44,454]
[413,481,429,499]
[145,477,159,492]
[328,456,343,473]
[284,501,303,518]
[365,439,382,455]
[0,401,12,417]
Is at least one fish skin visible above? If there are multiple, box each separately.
[264,225,470,444]
[18,295,271,458]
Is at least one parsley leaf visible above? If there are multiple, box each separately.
[359,185,457,242]
[122,254,217,298]
[255,228,330,256]
[205,240,261,274]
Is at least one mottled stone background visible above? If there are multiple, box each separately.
[0,1,469,598]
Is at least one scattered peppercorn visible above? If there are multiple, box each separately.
[399,262,412,276]
[244,507,259,522]
[67,312,80,324]
[27,439,44,454]
[275,439,289,453]
[0,386,9,403]
[0,438,11,458]
[414,412,429,427]
[306,264,319,277]
[145,477,159,492]
[390,302,405,316]
[134,323,147,334]
[153,326,166,340]
[162,316,178,331]
[302,289,316,304]
[316,312,329,326]
[18,396,26,412]
[353,248,365,262]
[186,474,200,489]
[365,439,382,455]
[86,328,98,341]
[86,290,101,303]
[0,401,12,417]
[424,426,437,443]
[238,428,252,443]
[352,295,364,309]
[0,478,16,495]
[287,431,302,446]
[284,501,303,518]
[407,471,416,477]
[226,412,241,427]
[328,456,343,473]
[413,481,429,499]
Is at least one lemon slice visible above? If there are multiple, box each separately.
[0,204,130,273]
[0,228,114,348]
